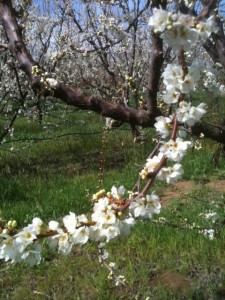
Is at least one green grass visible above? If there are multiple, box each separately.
[0,108,225,299]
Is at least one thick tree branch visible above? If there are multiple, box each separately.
[146,31,164,113]
[0,0,35,78]
[146,0,166,113]
[191,120,225,144]
[51,84,159,127]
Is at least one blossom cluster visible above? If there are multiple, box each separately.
[141,86,206,185]
[203,69,225,96]
[0,186,161,266]
[149,8,218,50]
[162,63,202,104]
[139,9,212,187]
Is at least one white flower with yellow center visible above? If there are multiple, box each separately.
[0,234,21,263]
[145,153,164,174]
[176,101,206,126]
[162,24,198,51]
[160,138,192,162]
[92,209,116,225]
[196,16,218,40]
[145,193,161,215]
[14,228,37,250]
[129,192,161,219]
[154,116,173,138]
[163,88,180,104]
[101,225,120,242]
[72,226,89,245]
[158,163,184,184]
[149,8,169,33]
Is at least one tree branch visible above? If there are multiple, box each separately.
[191,120,225,144]
[146,0,166,113]
[146,31,164,113]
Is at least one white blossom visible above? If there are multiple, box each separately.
[204,212,218,223]
[154,116,173,138]
[48,220,60,231]
[46,78,58,88]
[129,192,161,219]
[111,186,125,200]
[196,16,218,40]
[163,88,180,104]
[118,217,136,236]
[162,24,198,51]
[57,232,73,255]
[0,234,22,263]
[14,228,37,251]
[92,209,117,226]
[72,226,89,245]
[20,242,42,266]
[159,138,192,162]
[27,218,44,235]
[157,163,184,184]
[101,225,120,242]
[163,64,183,88]
[149,8,169,33]
[202,229,215,240]
[145,153,164,174]
[176,101,207,126]
[63,212,77,234]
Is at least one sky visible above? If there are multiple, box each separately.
[33,0,225,18]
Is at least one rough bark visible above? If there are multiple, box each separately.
[146,31,164,114]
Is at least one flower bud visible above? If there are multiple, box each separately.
[7,220,13,228]
[12,220,17,229]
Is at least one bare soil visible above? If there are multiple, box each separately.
[161,179,225,206]
[150,269,191,294]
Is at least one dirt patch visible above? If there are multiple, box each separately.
[161,180,225,206]
[205,180,225,192]
[161,181,195,206]
[150,269,191,294]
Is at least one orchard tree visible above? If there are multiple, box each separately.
[0,0,225,274]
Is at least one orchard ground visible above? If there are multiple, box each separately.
[0,100,225,299]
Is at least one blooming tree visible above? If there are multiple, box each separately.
[0,0,224,277]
